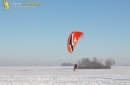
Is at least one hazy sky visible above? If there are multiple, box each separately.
[0,0,130,66]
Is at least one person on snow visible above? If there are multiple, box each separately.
[74,63,78,71]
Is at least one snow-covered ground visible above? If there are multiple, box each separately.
[0,66,130,85]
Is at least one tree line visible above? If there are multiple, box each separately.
[77,57,115,69]
[61,63,73,66]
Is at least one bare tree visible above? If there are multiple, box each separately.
[78,57,115,69]
[93,57,98,69]
[105,58,115,69]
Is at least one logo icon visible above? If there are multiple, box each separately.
[3,0,10,10]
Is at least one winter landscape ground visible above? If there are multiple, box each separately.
[0,66,130,85]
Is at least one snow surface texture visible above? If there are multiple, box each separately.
[0,66,130,85]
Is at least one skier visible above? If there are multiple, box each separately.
[74,63,78,71]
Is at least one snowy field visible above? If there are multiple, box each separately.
[0,66,130,85]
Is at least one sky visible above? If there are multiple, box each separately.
[0,0,130,66]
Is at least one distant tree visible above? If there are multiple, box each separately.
[78,58,91,69]
[61,63,73,66]
[78,57,115,69]
[105,58,115,69]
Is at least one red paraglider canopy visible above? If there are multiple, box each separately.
[67,31,84,53]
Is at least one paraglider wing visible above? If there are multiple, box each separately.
[67,31,84,53]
